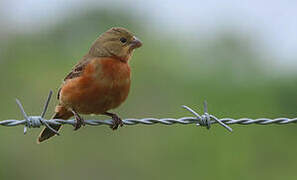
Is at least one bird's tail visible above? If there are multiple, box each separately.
[37,105,73,143]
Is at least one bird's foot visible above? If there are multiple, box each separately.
[104,112,123,130]
[71,109,85,131]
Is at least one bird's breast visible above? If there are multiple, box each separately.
[61,57,131,114]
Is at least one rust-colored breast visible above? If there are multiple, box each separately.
[60,57,131,114]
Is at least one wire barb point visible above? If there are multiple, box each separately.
[182,101,233,132]
[15,91,60,135]
[39,90,60,135]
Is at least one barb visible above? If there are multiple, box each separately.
[1,91,296,136]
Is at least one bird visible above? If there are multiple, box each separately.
[37,27,142,143]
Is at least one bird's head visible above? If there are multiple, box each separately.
[89,27,142,62]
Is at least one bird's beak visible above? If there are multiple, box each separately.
[130,36,142,49]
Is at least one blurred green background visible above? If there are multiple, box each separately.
[0,1,297,180]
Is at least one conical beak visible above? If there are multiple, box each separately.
[130,36,142,49]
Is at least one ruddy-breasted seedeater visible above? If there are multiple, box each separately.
[38,27,142,143]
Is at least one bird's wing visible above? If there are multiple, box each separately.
[57,55,92,100]
[64,60,89,81]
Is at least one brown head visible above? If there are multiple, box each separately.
[89,27,142,62]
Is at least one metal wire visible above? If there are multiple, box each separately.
[0,91,296,135]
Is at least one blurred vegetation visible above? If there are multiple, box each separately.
[0,8,296,180]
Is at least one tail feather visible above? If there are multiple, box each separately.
[37,105,73,143]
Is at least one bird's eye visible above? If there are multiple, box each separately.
[120,37,127,43]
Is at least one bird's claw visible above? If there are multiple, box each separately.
[72,110,85,131]
[110,114,123,130]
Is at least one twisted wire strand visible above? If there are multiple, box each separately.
[0,91,296,135]
[1,117,296,127]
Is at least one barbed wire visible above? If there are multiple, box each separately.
[0,91,296,135]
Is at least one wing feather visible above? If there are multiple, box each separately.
[57,55,92,100]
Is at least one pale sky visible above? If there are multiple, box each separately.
[1,0,297,68]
